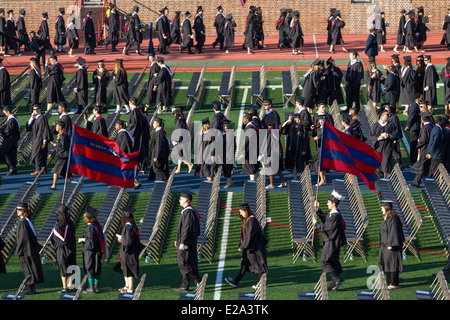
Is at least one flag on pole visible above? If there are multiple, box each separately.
[68,125,139,189]
[319,120,382,190]
[241,0,246,9]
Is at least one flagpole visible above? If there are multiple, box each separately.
[62,124,75,205]
[313,120,327,247]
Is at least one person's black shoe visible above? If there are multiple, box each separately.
[174,287,188,292]
[58,288,69,294]
[6,170,17,176]
[331,279,345,291]
[224,277,238,288]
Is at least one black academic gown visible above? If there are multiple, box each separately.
[423,64,439,107]
[411,122,433,175]
[276,15,289,48]
[244,14,256,48]
[75,66,89,108]
[0,238,6,274]
[442,67,450,105]
[127,107,147,166]
[0,66,11,107]
[396,15,406,45]
[0,17,6,47]
[280,122,308,173]
[17,16,29,49]
[221,130,236,178]
[400,67,416,105]
[195,129,218,179]
[155,65,173,107]
[148,128,170,181]
[66,26,79,49]
[112,69,129,106]
[369,120,398,176]
[29,68,42,106]
[170,17,181,45]
[415,63,425,94]
[108,10,119,48]
[193,14,205,52]
[366,68,383,104]
[239,216,268,275]
[329,18,345,46]
[116,129,134,154]
[379,214,405,273]
[213,12,225,48]
[51,221,77,277]
[404,19,417,48]
[0,115,20,170]
[46,62,65,104]
[82,16,96,54]
[52,131,70,176]
[383,72,400,105]
[211,111,227,132]
[302,69,322,109]
[315,208,347,275]
[156,16,170,53]
[242,122,259,175]
[325,66,345,105]
[86,115,108,137]
[54,14,66,46]
[82,222,103,279]
[5,18,18,54]
[93,69,110,105]
[290,19,303,49]
[58,113,73,139]
[176,205,201,285]
[15,218,45,285]
[26,114,53,168]
[118,223,141,279]
[145,61,161,106]
[181,18,194,50]
[223,20,236,49]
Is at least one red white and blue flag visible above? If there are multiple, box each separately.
[241,0,246,9]
[68,125,139,189]
[319,120,382,190]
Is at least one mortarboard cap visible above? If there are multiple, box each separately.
[2,106,11,112]
[330,8,336,13]
[17,202,29,210]
[226,13,233,20]
[424,55,431,60]
[153,117,163,125]
[293,113,302,119]
[7,10,13,14]
[293,10,300,17]
[239,203,251,210]
[420,112,433,121]
[417,54,424,60]
[86,9,93,14]
[201,118,210,125]
[157,56,165,63]
[76,57,86,65]
[381,200,394,207]
[414,92,423,99]
[0,9,4,14]
[280,8,286,14]
[401,9,407,13]
[116,119,126,126]
[85,206,99,218]
[403,55,412,62]
[122,207,136,218]
[59,8,65,13]
[180,190,193,200]
[330,190,344,201]
[56,204,69,215]
[19,9,25,15]
[287,9,293,13]
[133,6,139,12]
[351,49,358,56]
[175,11,181,15]
[42,12,48,17]
[223,119,232,125]
[295,96,305,103]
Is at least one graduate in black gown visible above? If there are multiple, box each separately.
[276,8,289,50]
[378,200,405,289]
[239,113,259,181]
[382,64,400,112]
[244,10,256,55]
[0,236,6,274]
[423,55,439,114]
[404,11,419,53]
[112,59,130,114]
[344,50,364,113]
[383,104,403,170]
[415,55,426,95]
[0,106,20,175]
[0,9,5,55]
[442,58,450,114]
[78,206,104,294]
[410,112,435,187]
[280,113,309,180]
[311,116,327,186]
[92,60,110,113]
[289,11,303,55]
[404,93,422,164]
[85,106,108,137]
[154,56,173,112]
[223,13,236,54]
[211,101,227,131]
[128,98,149,174]
[66,15,79,57]
[212,6,225,50]
[74,56,88,114]
[180,12,194,54]
[38,12,54,55]
[115,120,134,155]
[148,117,171,182]
[400,56,417,107]
[145,53,160,109]
[313,191,347,291]
[365,56,383,109]
[131,6,143,49]
[193,6,206,54]
[107,3,119,52]
[53,102,73,139]
[45,54,65,110]
[369,110,399,178]
[17,9,30,53]
[220,119,236,188]
[26,105,53,175]
[175,191,202,292]
[48,120,71,190]
[15,202,45,295]
[194,118,218,181]
[416,7,429,52]
[393,9,407,53]
[82,10,96,55]
[0,58,11,107]
[302,59,326,113]
[52,204,76,293]
[329,10,347,53]
[224,203,268,288]
[170,11,182,48]
[28,58,42,106]
[5,10,19,56]
[116,207,143,294]
[123,14,142,56]
[324,57,344,106]
[54,8,66,52]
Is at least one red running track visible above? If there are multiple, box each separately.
[2,33,450,74]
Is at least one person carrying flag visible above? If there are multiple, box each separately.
[313,190,347,291]
[78,206,104,294]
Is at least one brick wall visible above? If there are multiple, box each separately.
[2,0,449,39]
